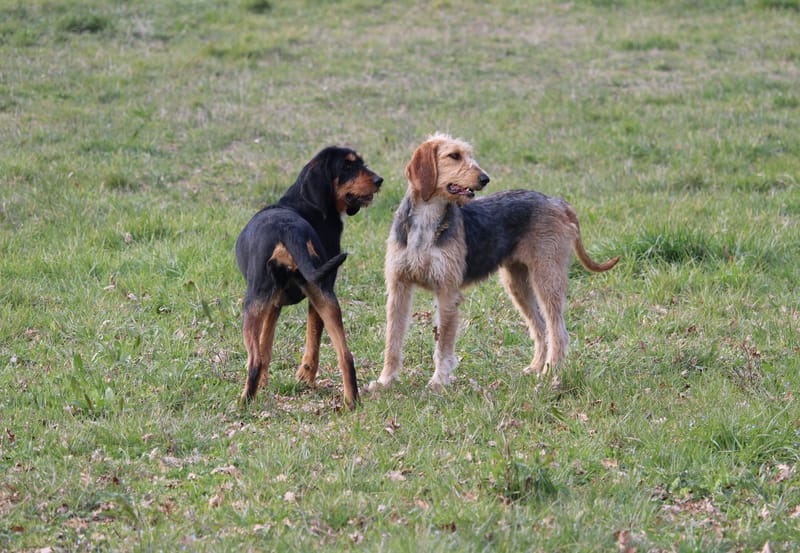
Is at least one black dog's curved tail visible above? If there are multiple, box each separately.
[308,251,348,283]
[272,232,348,285]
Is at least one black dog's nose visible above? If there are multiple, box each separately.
[373,175,384,188]
[478,172,490,188]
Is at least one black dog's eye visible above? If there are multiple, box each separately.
[448,152,462,161]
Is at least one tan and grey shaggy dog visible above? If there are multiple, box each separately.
[370,133,619,391]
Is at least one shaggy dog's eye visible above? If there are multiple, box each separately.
[448,152,462,161]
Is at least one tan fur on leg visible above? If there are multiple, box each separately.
[296,305,323,385]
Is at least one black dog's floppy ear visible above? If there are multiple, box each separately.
[298,148,336,215]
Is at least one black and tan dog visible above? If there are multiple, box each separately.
[236,146,382,408]
[369,133,618,391]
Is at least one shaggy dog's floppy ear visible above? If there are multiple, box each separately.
[299,148,336,215]
[406,140,438,202]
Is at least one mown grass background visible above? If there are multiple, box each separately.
[1,0,799,551]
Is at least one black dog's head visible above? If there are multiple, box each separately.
[298,147,383,217]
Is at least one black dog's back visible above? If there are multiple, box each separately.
[236,206,346,307]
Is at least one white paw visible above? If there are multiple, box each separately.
[524,362,548,376]
[428,371,452,390]
[367,376,395,393]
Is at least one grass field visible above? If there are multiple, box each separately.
[2,0,799,551]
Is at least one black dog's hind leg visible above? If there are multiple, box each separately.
[301,283,359,409]
[296,304,324,385]
[239,301,281,405]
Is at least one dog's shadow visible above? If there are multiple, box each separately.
[235,369,349,417]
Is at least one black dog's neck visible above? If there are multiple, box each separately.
[279,182,342,225]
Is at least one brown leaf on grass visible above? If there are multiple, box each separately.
[161,456,183,468]
[66,517,89,530]
[790,505,800,519]
[615,529,635,553]
[651,484,669,501]
[384,416,400,436]
[387,470,406,482]
[389,512,408,526]
[210,350,229,364]
[412,311,432,324]
[498,417,522,431]
[539,515,555,530]
[664,497,722,516]
[208,493,224,508]
[211,465,241,478]
[0,485,21,515]
[602,458,618,469]
[160,498,177,516]
[770,463,795,484]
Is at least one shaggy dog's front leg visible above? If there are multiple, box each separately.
[429,288,462,389]
[373,279,415,390]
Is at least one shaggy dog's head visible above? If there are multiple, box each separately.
[405,133,490,204]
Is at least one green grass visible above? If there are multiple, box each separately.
[2,0,799,551]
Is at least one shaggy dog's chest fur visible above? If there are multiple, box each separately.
[387,197,466,288]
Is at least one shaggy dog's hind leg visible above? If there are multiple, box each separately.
[499,265,548,375]
[531,269,569,375]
